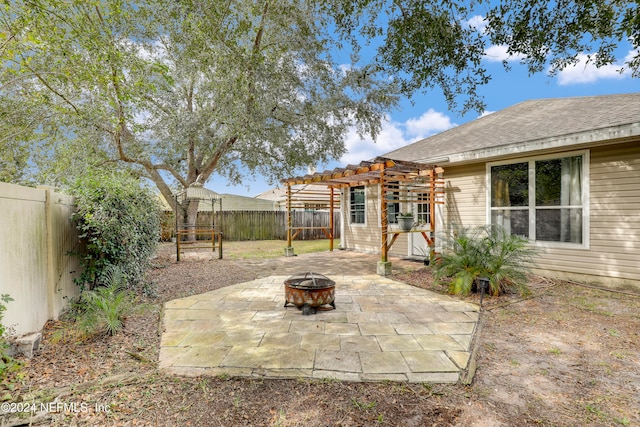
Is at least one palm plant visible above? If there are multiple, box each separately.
[74,265,138,337]
[433,225,537,296]
[483,226,535,296]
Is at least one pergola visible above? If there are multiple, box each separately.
[282,157,444,270]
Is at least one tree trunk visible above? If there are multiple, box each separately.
[178,199,200,242]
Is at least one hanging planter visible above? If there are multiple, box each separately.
[398,213,414,231]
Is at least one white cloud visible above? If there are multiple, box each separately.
[405,109,456,139]
[465,15,487,32]
[557,52,629,85]
[339,109,456,164]
[624,49,639,64]
[484,44,526,63]
[340,117,408,164]
[479,110,495,118]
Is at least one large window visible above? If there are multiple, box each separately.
[490,154,585,244]
[350,186,365,224]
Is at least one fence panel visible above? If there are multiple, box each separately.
[0,183,81,337]
[188,210,340,241]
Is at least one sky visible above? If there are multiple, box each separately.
[211,29,640,198]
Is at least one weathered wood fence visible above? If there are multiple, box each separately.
[163,210,341,241]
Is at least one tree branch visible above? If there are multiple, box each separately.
[154,163,188,188]
[23,64,81,115]
[198,136,238,182]
[146,167,178,212]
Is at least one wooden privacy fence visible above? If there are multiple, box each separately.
[186,210,340,241]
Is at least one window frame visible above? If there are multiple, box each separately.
[416,194,431,227]
[486,150,590,249]
[349,185,366,225]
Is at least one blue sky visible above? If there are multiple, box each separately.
[212,34,640,198]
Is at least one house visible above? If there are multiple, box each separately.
[160,190,275,212]
[284,93,640,290]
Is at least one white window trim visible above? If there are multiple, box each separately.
[486,150,590,250]
[349,185,367,227]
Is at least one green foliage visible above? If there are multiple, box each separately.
[485,0,639,76]
[0,295,13,342]
[1,0,398,213]
[72,266,139,338]
[433,225,537,296]
[0,294,20,379]
[351,397,377,411]
[328,0,639,113]
[71,171,161,290]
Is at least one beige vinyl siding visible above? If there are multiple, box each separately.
[344,185,380,254]
[440,143,640,289]
[342,185,411,256]
[530,142,640,288]
[442,163,487,232]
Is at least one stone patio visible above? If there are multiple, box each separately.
[159,272,480,383]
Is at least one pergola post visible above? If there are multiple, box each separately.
[329,187,334,251]
[175,193,180,261]
[377,164,392,276]
[285,183,295,256]
[429,169,436,258]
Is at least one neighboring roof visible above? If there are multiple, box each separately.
[255,186,287,202]
[159,190,275,211]
[174,182,220,201]
[385,93,640,165]
[219,193,275,211]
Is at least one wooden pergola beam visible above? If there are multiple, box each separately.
[282,157,444,268]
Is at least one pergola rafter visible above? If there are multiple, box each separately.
[282,157,444,268]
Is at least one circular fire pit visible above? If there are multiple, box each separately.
[284,272,336,315]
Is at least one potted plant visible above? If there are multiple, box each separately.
[397,212,414,231]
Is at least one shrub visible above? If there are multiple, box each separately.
[71,171,161,290]
[433,225,538,296]
[0,294,19,379]
[73,265,139,337]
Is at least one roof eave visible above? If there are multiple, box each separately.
[416,122,640,166]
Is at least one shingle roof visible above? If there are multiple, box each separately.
[385,93,640,163]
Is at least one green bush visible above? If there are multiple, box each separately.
[0,294,19,379]
[433,225,538,296]
[71,171,161,290]
[73,266,139,337]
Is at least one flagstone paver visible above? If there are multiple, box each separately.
[160,273,481,383]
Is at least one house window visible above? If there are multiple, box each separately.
[350,186,365,224]
[490,154,585,244]
[386,191,399,224]
[416,196,431,226]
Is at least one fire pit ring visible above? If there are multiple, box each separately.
[284,272,336,315]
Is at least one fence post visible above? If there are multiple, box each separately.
[39,186,57,319]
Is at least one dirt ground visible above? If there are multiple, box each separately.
[2,243,639,426]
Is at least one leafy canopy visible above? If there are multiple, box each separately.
[2,0,637,192]
[0,0,398,208]
[327,0,640,113]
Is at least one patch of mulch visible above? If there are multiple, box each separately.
[2,245,639,426]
